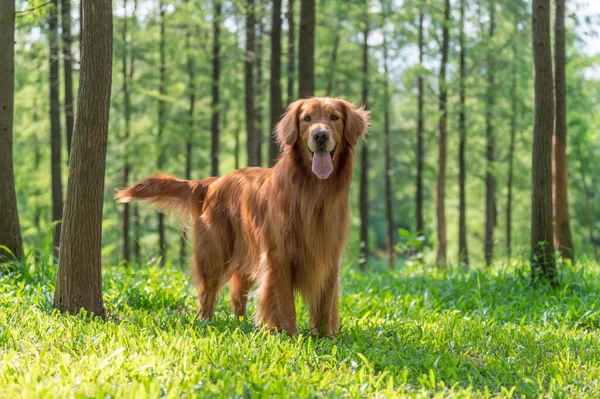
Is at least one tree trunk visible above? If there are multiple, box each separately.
[121,0,131,264]
[458,0,468,267]
[62,0,74,158]
[157,1,167,266]
[484,0,496,267]
[131,0,141,264]
[358,3,369,270]
[49,0,64,259]
[324,5,345,98]
[415,4,424,239]
[255,17,264,166]
[269,0,283,166]
[53,0,112,317]
[286,0,296,103]
[507,10,519,257]
[578,157,598,260]
[298,0,315,98]
[553,0,574,261]
[211,0,221,176]
[245,0,259,166]
[0,0,23,263]
[435,0,449,266]
[382,22,394,270]
[531,0,557,286]
[181,0,199,267]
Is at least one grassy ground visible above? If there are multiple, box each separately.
[3,255,600,398]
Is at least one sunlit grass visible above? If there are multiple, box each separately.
[2,255,600,397]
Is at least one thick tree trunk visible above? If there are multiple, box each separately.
[121,0,131,264]
[0,0,23,262]
[157,2,167,265]
[255,17,264,166]
[415,5,424,238]
[298,0,315,98]
[382,26,394,270]
[435,0,449,266]
[49,0,64,259]
[286,0,296,103]
[358,4,369,270]
[531,0,557,286]
[507,11,519,257]
[269,0,283,166]
[62,0,74,158]
[181,0,198,267]
[53,0,112,317]
[553,0,574,261]
[484,0,496,267]
[458,0,468,267]
[245,0,259,166]
[211,0,221,176]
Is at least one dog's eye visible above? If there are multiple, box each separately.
[330,114,339,121]
[303,115,311,122]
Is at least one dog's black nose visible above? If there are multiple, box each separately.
[313,130,329,144]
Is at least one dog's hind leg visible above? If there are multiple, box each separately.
[192,218,223,320]
[229,271,253,317]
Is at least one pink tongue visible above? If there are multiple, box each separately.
[312,152,333,179]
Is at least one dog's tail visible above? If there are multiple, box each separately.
[115,173,218,220]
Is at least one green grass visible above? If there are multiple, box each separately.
[3,255,600,398]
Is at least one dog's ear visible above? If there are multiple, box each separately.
[275,99,304,146]
[340,100,370,146]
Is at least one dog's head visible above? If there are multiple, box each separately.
[275,97,370,179]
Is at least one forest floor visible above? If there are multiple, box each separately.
[2,255,600,398]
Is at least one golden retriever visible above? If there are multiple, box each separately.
[115,97,369,336]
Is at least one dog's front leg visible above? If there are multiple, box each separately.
[308,269,340,338]
[256,253,298,336]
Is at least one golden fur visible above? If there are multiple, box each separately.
[115,97,370,336]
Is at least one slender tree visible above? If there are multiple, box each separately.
[245,0,259,166]
[54,0,113,317]
[181,0,199,266]
[286,0,296,103]
[359,2,369,270]
[121,0,132,264]
[381,7,394,270]
[484,0,496,267]
[507,10,520,257]
[553,0,574,260]
[157,1,167,265]
[269,0,283,165]
[0,0,23,262]
[435,0,450,265]
[211,0,221,176]
[62,0,74,157]
[324,3,347,97]
[577,153,598,260]
[298,0,315,97]
[458,0,468,266]
[255,16,264,166]
[130,0,141,264]
[415,2,425,239]
[49,0,64,258]
[531,0,557,286]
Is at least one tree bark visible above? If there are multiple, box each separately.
[130,0,141,264]
[531,0,557,286]
[458,0,468,267]
[245,0,259,166]
[53,0,112,317]
[49,0,64,259]
[255,16,264,166]
[121,0,131,264]
[157,1,167,265]
[0,0,23,262]
[415,4,424,239]
[211,0,221,176]
[553,0,574,261]
[577,156,598,260]
[435,0,449,266]
[62,0,74,158]
[359,3,369,270]
[269,0,283,166]
[286,0,296,103]
[484,0,496,267]
[298,0,315,98]
[507,10,519,257]
[382,21,394,270]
